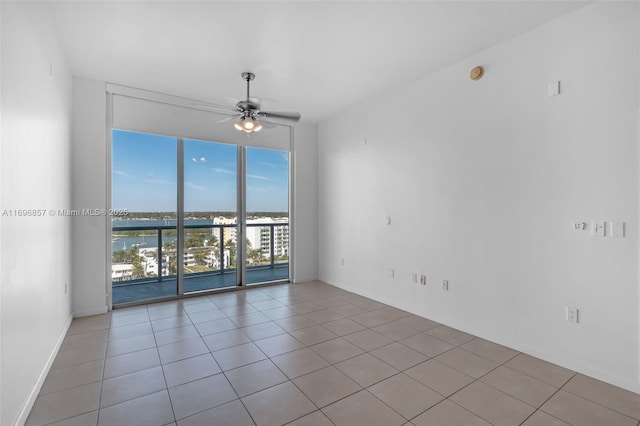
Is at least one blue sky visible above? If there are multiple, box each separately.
[112,130,289,212]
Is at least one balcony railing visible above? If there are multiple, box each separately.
[111,222,289,286]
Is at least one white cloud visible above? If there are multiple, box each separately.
[248,174,270,181]
[212,168,236,175]
[185,182,207,191]
[113,169,134,178]
[258,160,287,170]
[258,161,277,168]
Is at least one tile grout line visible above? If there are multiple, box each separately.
[94,310,113,426]
[402,337,534,426]
[150,304,179,426]
[556,372,640,426]
[518,372,577,426]
[557,375,640,422]
[184,294,261,424]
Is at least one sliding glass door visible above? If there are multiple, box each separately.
[111,130,179,304]
[111,130,289,305]
[182,139,239,293]
[245,147,290,284]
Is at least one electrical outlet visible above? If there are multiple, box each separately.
[566,307,579,323]
[411,273,418,283]
[420,275,427,285]
[387,268,395,278]
[340,258,345,266]
[442,280,449,291]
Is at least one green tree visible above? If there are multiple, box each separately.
[132,258,145,279]
[206,235,218,247]
[168,255,177,276]
[194,250,208,266]
[185,234,205,249]
[248,248,264,265]
[113,249,127,263]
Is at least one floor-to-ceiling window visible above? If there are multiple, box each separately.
[111,130,179,304]
[182,138,239,293]
[110,130,290,305]
[245,146,290,284]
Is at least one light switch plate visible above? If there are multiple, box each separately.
[592,221,606,237]
[611,221,625,238]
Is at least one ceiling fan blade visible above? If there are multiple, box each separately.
[216,115,238,124]
[260,121,278,129]
[258,111,301,126]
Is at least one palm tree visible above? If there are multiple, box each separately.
[168,256,177,276]
[132,258,145,279]
[185,234,205,249]
[206,235,218,248]
[113,249,127,263]
[248,248,264,265]
[194,250,207,266]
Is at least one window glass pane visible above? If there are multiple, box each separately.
[183,139,238,292]
[245,147,289,284]
[111,129,178,303]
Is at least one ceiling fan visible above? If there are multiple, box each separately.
[219,72,301,133]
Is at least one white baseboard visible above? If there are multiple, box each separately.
[74,305,109,318]
[14,314,73,426]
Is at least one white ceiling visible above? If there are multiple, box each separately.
[46,1,589,124]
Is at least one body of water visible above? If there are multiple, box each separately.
[112,218,225,254]
[113,218,223,228]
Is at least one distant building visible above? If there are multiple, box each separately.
[112,264,133,281]
[213,216,237,246]
[246,217,289,259]
[205,248,231,269]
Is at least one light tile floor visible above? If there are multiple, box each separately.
[26,281,640,426]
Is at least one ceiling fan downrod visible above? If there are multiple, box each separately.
[242,72,255,100]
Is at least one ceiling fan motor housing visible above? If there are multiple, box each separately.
[235,99,260,113]
[241,72,255,82]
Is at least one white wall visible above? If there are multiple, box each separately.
[1,3,73,425]
[71,79,319,314]
[293,123,319,283]
[71,77,109,316]
[318,1,639,393]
